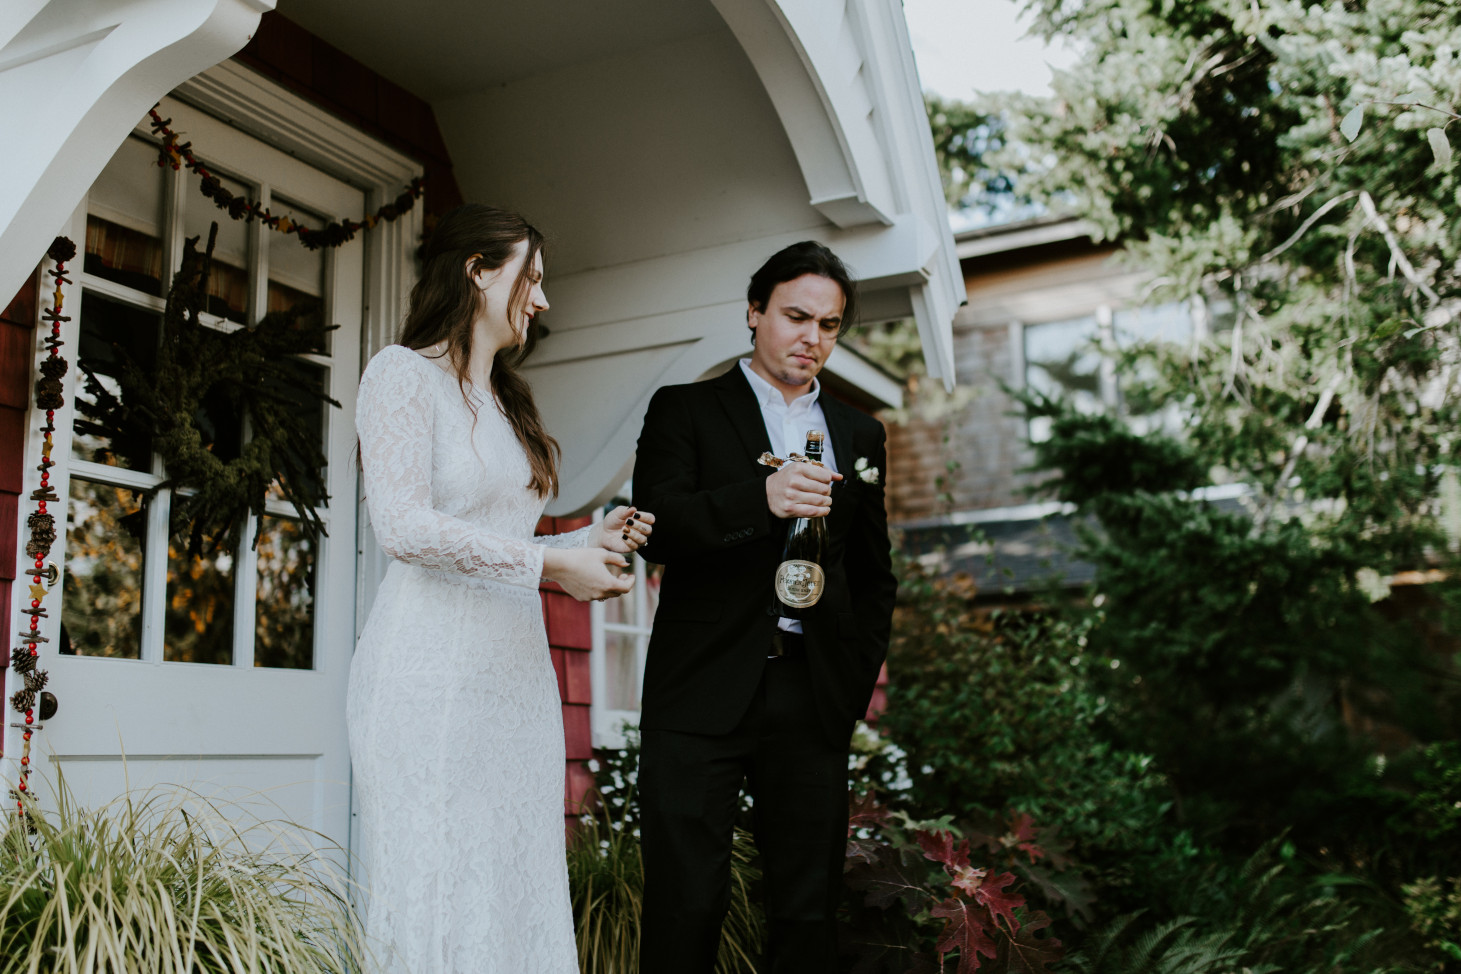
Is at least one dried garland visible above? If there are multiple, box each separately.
[8,237,71,824]
[147,107,425,250]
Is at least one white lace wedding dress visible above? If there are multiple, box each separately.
[348,344,589,974]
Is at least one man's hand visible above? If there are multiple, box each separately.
[766,461,843,519]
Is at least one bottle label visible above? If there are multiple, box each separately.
[775,559,825,608]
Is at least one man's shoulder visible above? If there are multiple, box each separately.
[824,395,887,438]
[649,367,743,406]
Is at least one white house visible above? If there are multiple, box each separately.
[0,0,962,853]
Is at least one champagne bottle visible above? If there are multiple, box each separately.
[774,430,828,613]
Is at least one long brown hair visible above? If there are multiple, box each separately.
[399,204,560,496]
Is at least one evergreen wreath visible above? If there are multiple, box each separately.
[75,223,338,555]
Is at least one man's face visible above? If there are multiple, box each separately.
[747,273,845,398]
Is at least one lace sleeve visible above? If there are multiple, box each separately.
[536,522,598,549]
[357,347,545,587]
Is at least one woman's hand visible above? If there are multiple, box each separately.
[542,546,635,602]
[598,506,655,554]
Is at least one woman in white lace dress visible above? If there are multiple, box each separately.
[348,204,652,973]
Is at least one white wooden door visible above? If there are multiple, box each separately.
[14,96,364,847]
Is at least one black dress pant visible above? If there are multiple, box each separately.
[639,654,851,974]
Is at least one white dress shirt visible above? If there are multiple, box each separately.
[738,359,839,636]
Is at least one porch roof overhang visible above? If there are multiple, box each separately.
[1,0,962,515]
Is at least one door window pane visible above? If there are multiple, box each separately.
[254,515,316,670]
[164,544,235,664]
[182,172,252,323]
[72,293,159,470]
[61,479,146,659]
[603,632,641,711]
[85,136,167,295]
[267,199,328,353]
[264,360,328,502]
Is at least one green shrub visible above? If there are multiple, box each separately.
[1402,875,1461,972]
[0,783,366,974]
[880,560,1168,908]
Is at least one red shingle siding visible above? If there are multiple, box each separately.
[234,13,464,217]
[1,270,39,757]
[537,515,596,819]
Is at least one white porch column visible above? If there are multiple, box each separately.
[0,0,273,302]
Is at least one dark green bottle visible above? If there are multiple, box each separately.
[774,430,827,613]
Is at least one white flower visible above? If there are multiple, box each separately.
[853,456,880,484]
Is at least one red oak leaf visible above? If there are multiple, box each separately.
[845,848,933,914]
[848,790,891,834]
[930,897,999,974]
[1007,811,1046,862]
[845,837,882,869]
[916,828,972,873]
[994,910,1064,973]
[949,864,988,896]
[971,870,1024,935]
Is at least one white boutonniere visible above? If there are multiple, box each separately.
[854,456,880,485]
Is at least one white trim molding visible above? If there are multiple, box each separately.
[711,0,964,388]
[0,0,274,304]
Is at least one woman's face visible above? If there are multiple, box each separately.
[472,239,549,351]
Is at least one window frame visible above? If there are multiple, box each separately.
[588,508,656,749]
[64,129,346,668]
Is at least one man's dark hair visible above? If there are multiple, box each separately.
[746,240,858,335]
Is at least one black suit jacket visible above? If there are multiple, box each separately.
[632,365,898,742]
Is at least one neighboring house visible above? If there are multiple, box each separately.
[885,216,1221,596]
[1,0,963,851]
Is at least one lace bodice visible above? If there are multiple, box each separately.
[355,344,592,585]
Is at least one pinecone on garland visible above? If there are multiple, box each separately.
[24,670,48,693]
[48,236,77,264]
[26,512,55,556]
[33,375,63,411]
[9,648,36,674]
[10,689,35,713]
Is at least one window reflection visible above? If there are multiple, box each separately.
[165,544,235,664]
[73,293,159,470]
[264,361,328,502]
[603,632,641,711]
[267,198,329,353]
[85,135,166,296]
[182,171,252,323]
[255,515,316,669]
[61,479,146,659]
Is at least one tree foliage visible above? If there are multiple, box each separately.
[895,1,1461,968]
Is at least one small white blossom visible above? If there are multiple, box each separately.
[853,456,880,484]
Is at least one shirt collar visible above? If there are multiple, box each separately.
[738,358,820,410]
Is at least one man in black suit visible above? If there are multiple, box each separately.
[632,241,898,973]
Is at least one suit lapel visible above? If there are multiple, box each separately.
[710,366,774,467]
[820,392,856,477]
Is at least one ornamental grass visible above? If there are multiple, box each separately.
[0,779,368,974]
[568,799,764,974]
